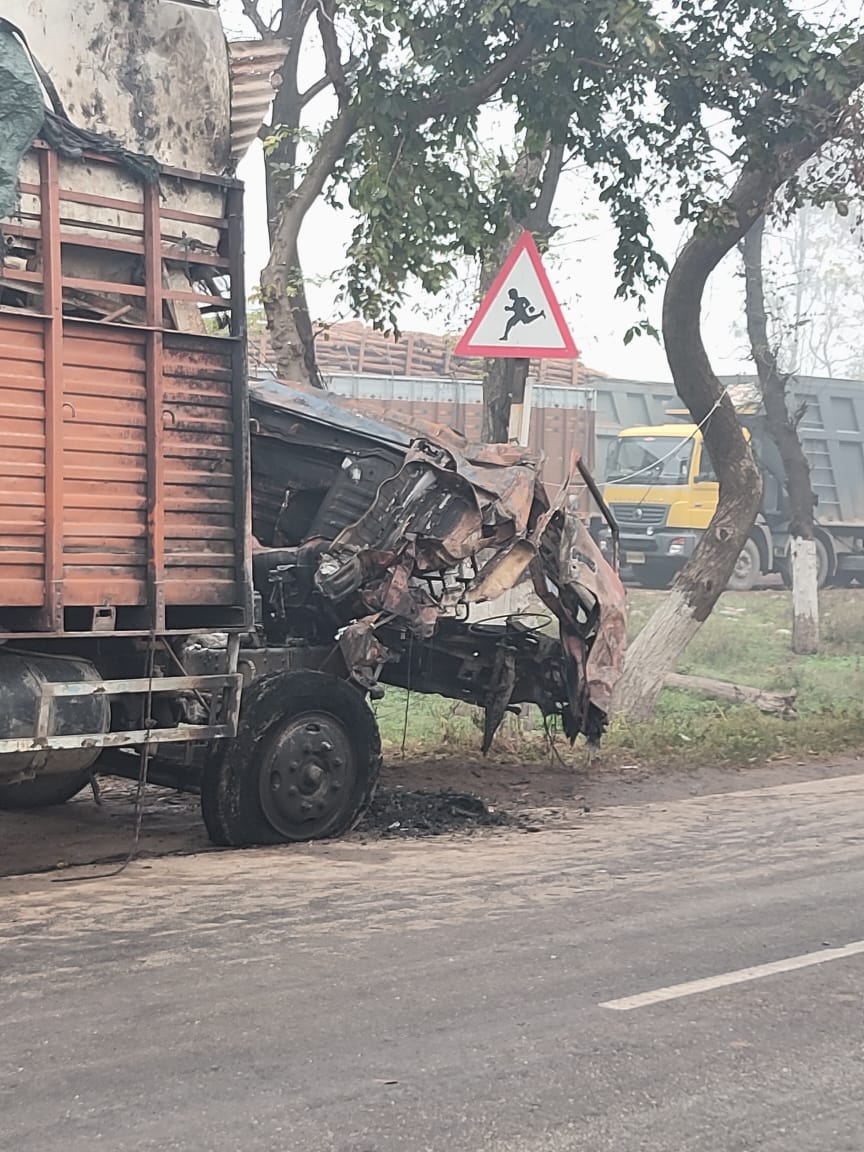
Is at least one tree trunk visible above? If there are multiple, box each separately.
[665,673,797,719]
[480,220,527,443]
[259,0,326,387]
[261,106,358,384]
[260,0,359,387]
[615,586,709,719]
[612,236,763,719]
[613,225,765,718]
[263,9,308,243]
[610,43,864,722]
[742,216,819,654]
[260,203,321,385]
[790,537,820,653]
[482,358,513,443]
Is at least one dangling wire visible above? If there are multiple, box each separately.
[54,632,157,884]
[605,388,730,487]
[542,710,571,769]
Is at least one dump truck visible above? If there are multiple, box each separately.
[0,17,624,845]
[601,383,864,590]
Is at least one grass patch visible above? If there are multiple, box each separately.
[607,588,864,764]
[598,696,864,767]
[375,588,864,768]
[632,589,864,713]
[374,692,478,754]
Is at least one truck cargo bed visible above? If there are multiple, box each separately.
[0,143,251,636]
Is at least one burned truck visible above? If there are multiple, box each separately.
[0,17,625,846]
[246,380,625,749]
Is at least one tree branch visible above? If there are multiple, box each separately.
[525,129,567,233]
[286,105,359,222]
[300,74,334,106]
[277,0,317,39]
[301,55,360,107]
[423,34,536,121]
[316,0,349,104]
[240,0,272,39]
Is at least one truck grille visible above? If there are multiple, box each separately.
[610,503,668,526]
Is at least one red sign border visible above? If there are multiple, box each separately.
[454,231,580,360]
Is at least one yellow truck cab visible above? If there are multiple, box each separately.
[602,423,764,590]
[602,389,864,590]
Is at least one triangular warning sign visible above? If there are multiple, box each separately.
[454,232,579,359]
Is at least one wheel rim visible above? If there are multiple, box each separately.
[258,711,356,839]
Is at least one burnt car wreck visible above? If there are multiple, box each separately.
[248,380,626,751]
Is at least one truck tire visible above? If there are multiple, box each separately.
[201,671,381,847]
[726,538,761,592]
[0,770,91,810]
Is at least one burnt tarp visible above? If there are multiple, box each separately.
[249,379,626,747]
[0,21,44,219]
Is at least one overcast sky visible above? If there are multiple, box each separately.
[223,1,763,383]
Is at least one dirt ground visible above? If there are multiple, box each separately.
[2,751,863,879]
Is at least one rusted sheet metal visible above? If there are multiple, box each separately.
[228,40,290,161]
[249,380,625,746]
[253,368,599,499]
[569,517,627,715]
[0,313,47,607]
[0,140,251,635]
[310,391,595,502]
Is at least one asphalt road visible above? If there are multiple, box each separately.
[2,770,863,1151]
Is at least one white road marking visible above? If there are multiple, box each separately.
[601,940,864,1011]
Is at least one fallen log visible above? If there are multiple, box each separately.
[665,673,798,720]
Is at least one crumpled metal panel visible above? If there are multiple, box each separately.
[567,516,627,716]
[249,379,625,746]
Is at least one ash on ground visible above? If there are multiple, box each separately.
[360,788,519,838]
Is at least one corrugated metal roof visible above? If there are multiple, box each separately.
[228,39,289,160]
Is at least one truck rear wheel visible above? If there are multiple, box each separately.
[201,671,381,847]
[0,770,91,810]
[726,538,761,592]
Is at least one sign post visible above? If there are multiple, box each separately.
[503,358,530,443]
[455,231,579,445]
